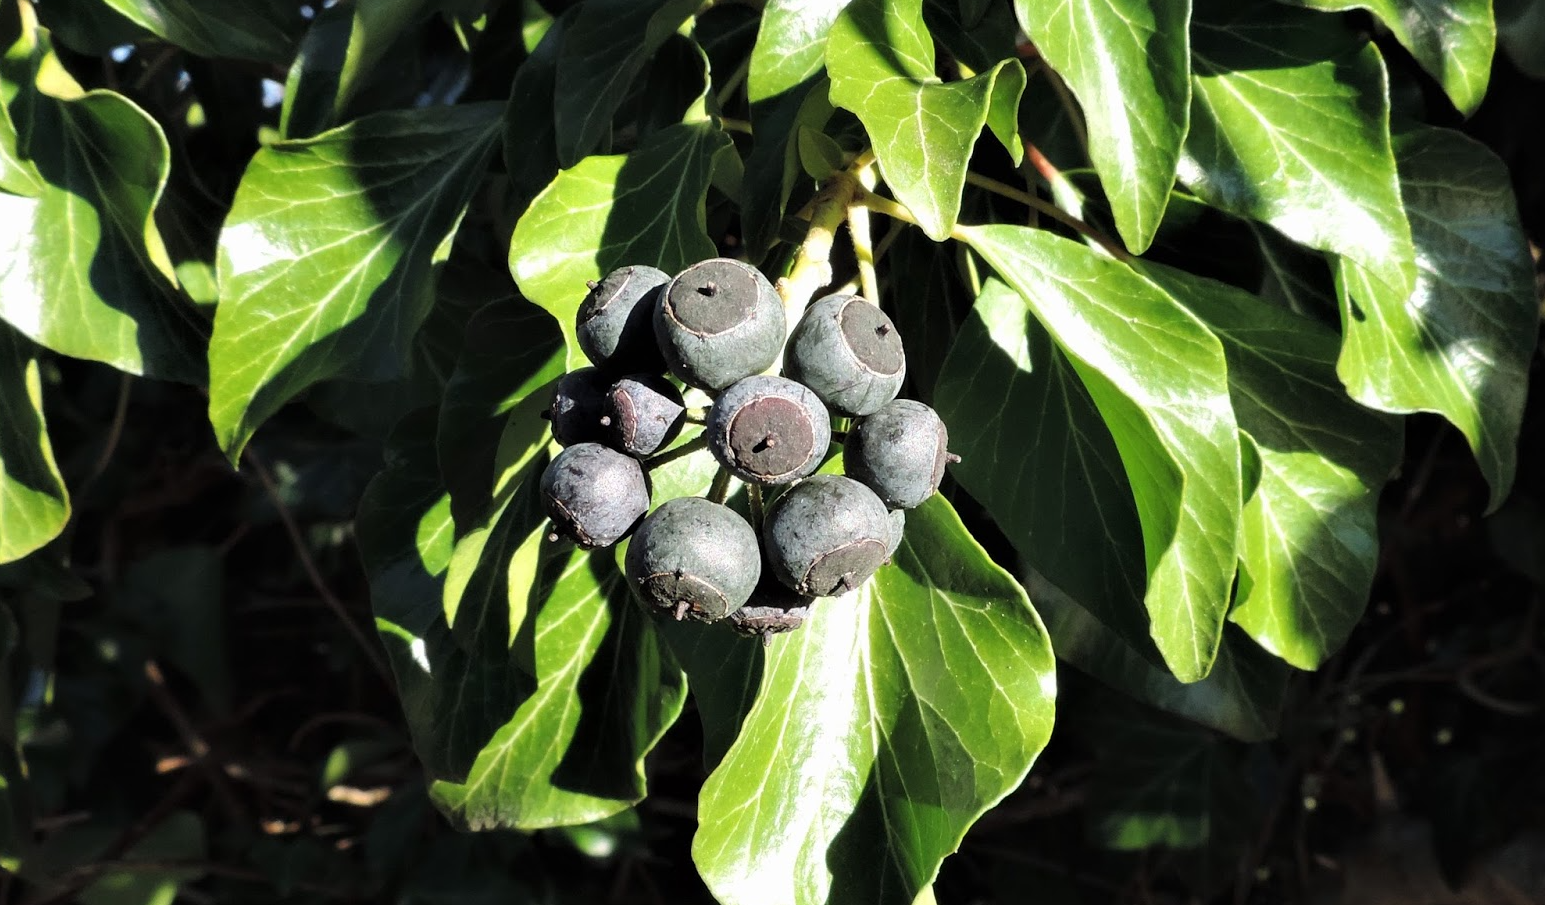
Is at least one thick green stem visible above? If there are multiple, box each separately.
[775,175,862,324]
[707,468,734,505]
[848,162,881,303]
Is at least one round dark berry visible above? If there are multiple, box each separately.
[762,474,891,597]
[727,574,814,642]
[654,258,786,391]
[546,368,610,447]
[706,375,831,485]
[845,400,951,509]
[626,497,760,622]
[540,443,650,549]
[576,265,670,373]
[784,294,906,416]
[602,374,685,457]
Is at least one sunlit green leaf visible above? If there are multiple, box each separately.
[694,495,1056,905]
[959,225,1242,682]
[1336,126,1537,512]
[1283,0,1494,114]
[1013,0,1190,252]
[0,48,205,382]
[510,121,732,367]
[1141,263,1402,670]
[0,323,67,566]
[827,0,1025,240]
[1181,2,1415,306]
[98,0,303,63]
[208,103,502,461]
[936,278,1150,650]
[360,412,686,830]
[748,0,851,102]
[280,0,438,138]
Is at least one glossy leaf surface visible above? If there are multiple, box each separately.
[694,495,1056,905]
[827,0,1025,240]
[1013,0,1190,251]
[510,121,731,367]
[0,324,67,565]
[1336,126,1537,511]
[960,225,1242,682]
[0,69,204,382]
[1142,263,1402,670]
[1285,0,1495,113]
[1181,2,1416,306]
[209,103,502,461]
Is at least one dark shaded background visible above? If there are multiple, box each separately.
[4,13,1543,905]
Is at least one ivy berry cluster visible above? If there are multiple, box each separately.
[538,258,954,641]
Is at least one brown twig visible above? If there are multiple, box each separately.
[242,451,394,686]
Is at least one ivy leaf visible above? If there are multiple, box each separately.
[1282,0,1495,114]
[742,78,832,261]
[98,0,304,63]
[959,225,1242,683]
[0,324,68,566]
[552,0,701,166]
[1335,126,1537,512]
[827,0,1025,241]
[887,229,970,402]
[510,121,732,368]
[430,542,687,830]
[693,495,1056,905]
[1140,263,1402,670]
[437,301,565,534]
[208,103,502,462]
[503,9,570,212]
[748,0,852,102]
[1036,572,1289,740]
[1013,0,1190,253]
[738,0,858,260]
[359,412,687,830]
[280,0,438,139]
[0,62,205,383]
[1181,1,1415,305]
[936,278,1150,653]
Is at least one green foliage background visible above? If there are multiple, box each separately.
[1,0,1542,902]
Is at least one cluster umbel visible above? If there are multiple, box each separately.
[539,259,956,642]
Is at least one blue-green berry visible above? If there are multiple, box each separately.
[576,265,670,373]
[654,258,786,391]
[762,474,891,597]
[845,400,952,509]
[784,294,905,416]
[626,497,761,622]
[540,443,650,549]
[706,376,831,485]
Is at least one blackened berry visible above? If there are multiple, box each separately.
[540,443,650,549]
[603,374,685,457]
